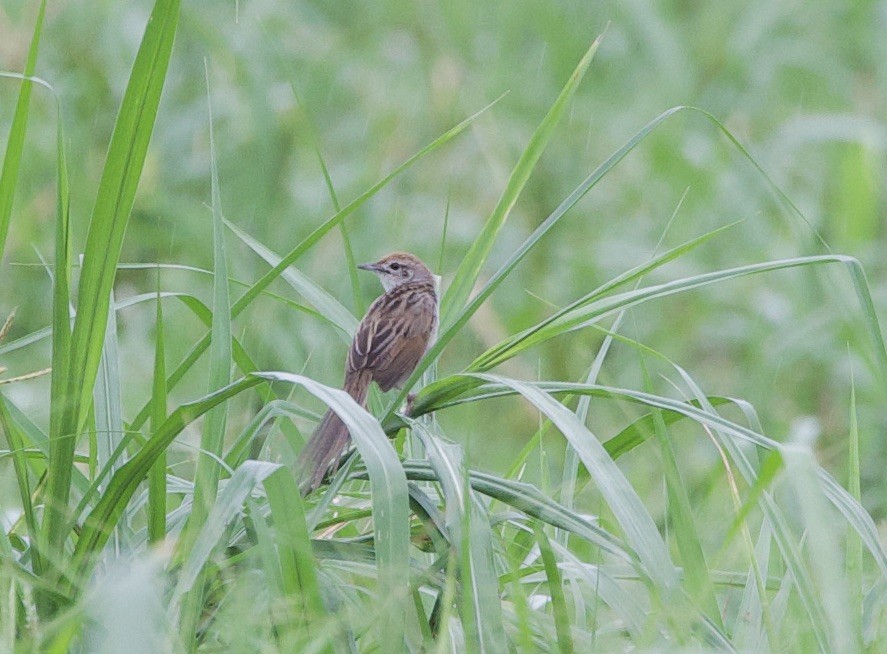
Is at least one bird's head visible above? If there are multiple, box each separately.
[358,252,434,291]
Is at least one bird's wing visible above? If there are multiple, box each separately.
[346,284,436,391]
[347,294,399,375]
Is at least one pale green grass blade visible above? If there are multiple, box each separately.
[411,422,507,652]
[549,541,647,639]
[1,396,90,497]
[733,521,775,652]
[440,36,601,324]
[93,290,125,552]
[670,369,835,652]
[0,291,204,358]
[182,67,232,538]
[470,222,737,372]
[147,283,167,544]
[225,218,357,339]
[783,440,856,653]
[255,371,408,653]
[178,68,233,644]
[70,376,261,583]
[468,374,678,592]
[0,0,45,262]
[44,0,182,556]
[221,399,314,469]
[846,380,863,648]
[263,466,331,651]
[535,524,574,654]
[560,316,624,541]
[641,360,723,631]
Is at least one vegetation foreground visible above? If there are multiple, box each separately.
[1,1,885,652]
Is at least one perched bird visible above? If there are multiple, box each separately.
[299,252,438,494]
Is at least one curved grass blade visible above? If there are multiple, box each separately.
[469,222,739,372]
[379,460,631,562]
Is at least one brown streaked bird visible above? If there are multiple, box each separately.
[299,252,438,494]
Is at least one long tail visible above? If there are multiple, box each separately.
[298,370,371,495]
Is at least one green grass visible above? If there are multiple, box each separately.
[1,0,886,651]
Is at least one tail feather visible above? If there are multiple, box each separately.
[298,370,371,495]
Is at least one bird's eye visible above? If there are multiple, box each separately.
[389,262,401,271]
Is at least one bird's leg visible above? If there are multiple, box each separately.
[405,392,417,417]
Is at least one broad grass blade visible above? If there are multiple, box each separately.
[44,0,182,557]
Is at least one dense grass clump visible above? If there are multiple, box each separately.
[1,1,885,651]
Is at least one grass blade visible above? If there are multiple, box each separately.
[147,282,167,544]
[93,290,125,552]
[0,0,45,262]
[177,65,234,644]
[263,467,330,650]
[470,255,885,377]
[174,461,281,598]
[383,460,630,562]
[846,380,863,648]
[0,397,39,550]
[641,360,722,631]
[44,0,182,559]
[535,524,574,654]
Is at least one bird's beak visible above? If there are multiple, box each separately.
[357,262,379,272]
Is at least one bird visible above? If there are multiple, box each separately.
[299,252,438,494]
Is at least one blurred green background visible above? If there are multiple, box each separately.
[1,0,885,516]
